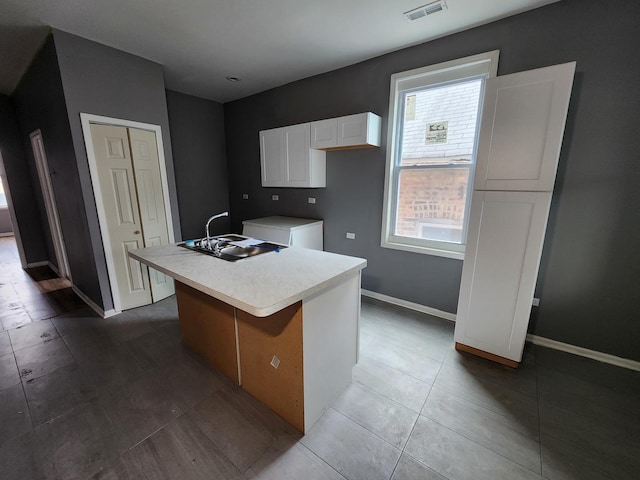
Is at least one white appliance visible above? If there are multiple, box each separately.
[454,62,576,366]
[242,216,323,250]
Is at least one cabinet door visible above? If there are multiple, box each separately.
[454,191,552,362]
[260,128,285,187]
[310,119,337,150]
[284,123,311,186]
[260,124,325,188]
[290,223,323,250]
[474,62,575,191]
[337,113,369,147]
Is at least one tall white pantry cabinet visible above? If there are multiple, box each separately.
[454,62,576,366]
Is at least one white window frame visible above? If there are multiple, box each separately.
[381,50,499,260]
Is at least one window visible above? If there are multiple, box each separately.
[0,174,7,208]
[381,51,499,259]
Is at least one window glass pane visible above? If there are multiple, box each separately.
[0,175,7,207]
[399,79,482,167]
[395,167,470,244]
[382,50,497,258]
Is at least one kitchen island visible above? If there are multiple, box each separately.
[129,241,366,433]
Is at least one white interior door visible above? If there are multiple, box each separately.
[30,130,71,279]
[90,124,152,310]
[474,62,576,192]
[128,128,174,301]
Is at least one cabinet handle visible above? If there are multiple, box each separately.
[134,230,141,235]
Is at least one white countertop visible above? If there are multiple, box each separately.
[129,243,366,317]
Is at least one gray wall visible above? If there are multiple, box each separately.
[12,35,104,305]
[0,95,44,255]
[166,90,230,239]
[1,70,52,265]
[224,0,640,360]
[52,29,181,311]
[0,209,11,234]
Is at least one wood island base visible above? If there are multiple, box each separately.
[175,273,361,433]
[455,342,520,368]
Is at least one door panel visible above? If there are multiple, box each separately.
[285,123,310,184]
[91,124,151,310]
[474,62,576,192]
[260,128,285,186]
[146,236,171,289]
[456,61,575,365]
[111,169,136,225]
[128,128,174,302]
[123,240,147,293]
[138,170,158,221]
[455,191,552,361]
[310,118,336,149]
[337,114,366,146]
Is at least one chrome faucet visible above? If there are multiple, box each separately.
[204,211,229,249]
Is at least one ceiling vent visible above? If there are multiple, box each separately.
[404,0,448,21]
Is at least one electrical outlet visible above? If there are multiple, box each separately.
[242,193,249,200]
[532,297,540,307]
[346,232,356,240]
[308,197,316,204]
[271,195,279,201]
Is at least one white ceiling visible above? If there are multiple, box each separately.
[0,0,560,103]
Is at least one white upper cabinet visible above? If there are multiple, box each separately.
[310,112,381,150]
[260,123,326,188]
[474,62,576,192]
[260,112,380,188]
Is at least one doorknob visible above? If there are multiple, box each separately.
[134,230,141,235]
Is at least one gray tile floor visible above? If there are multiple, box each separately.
[0,236,638,479]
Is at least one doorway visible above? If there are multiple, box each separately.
[81,114,175,313]
[30,130,71,280]
[0,150,26,271]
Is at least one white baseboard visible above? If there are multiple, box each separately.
[360,289,456,322]
[359,289,639,372]
[26,260,49,268]
[70,285,115,318]
[526,334,640,372]
[47,261,60,276]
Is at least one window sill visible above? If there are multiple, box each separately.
[381,239,464,260]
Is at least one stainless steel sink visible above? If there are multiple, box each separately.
[179,235,285,261]
[219,246,263,258]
